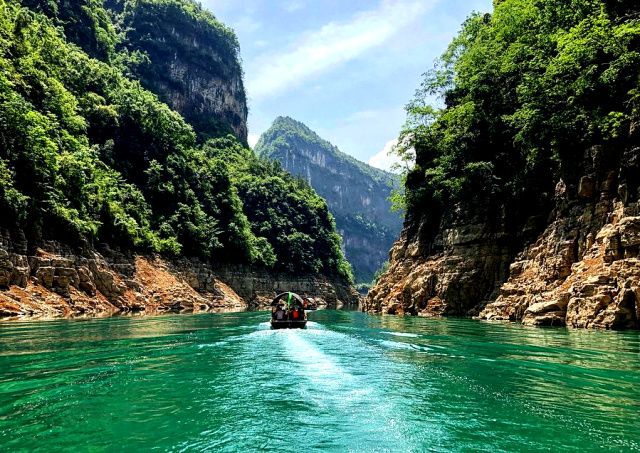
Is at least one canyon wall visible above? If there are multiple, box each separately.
[0,0,357,321]
[364,0,640,329]
[114,0,248,142]
[0,232,358,320]
[479,142,640,329]
[366,126,640,329]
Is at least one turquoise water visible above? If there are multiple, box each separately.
[1,311,639,452]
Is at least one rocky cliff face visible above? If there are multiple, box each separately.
[114,0,248,142]
[366,125,640,330]
[479,142,640,329]
[256,117,403,283]
[365,201,525,318]
[0,232,358,320]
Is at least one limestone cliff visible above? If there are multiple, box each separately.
[0,0,356,320]
[256,117,403,283]
[113,0,248,142]
[0,232,358,320]
[366,124,640,330]
[479,144,640,329]
[364,0,640,330]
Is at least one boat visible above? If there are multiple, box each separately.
[270,292,308,329]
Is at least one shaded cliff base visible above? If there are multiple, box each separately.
[0,239,358,321]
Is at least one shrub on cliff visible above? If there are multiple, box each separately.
[399,0,640,218]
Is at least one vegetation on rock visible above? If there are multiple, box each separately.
[0,0,352,282]
[112,0,248,142]
[366,0,640,324]
[398,0,640,223]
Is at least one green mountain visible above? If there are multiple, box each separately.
[0,0,351,282]
[112,0,248,142]
[255,117,403,283]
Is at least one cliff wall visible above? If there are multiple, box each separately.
[0,233,358,320]
[365,0,640,329]
[479,139,640,329]
[115,0,248,142]
[366,125,640,329]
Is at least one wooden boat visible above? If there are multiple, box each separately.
[270,319,307,329]
[270,292,307,329]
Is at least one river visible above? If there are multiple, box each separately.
[1,311,639,452]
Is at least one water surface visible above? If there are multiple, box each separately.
[1,311,639,451]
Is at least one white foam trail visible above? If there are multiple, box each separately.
[197,341,229,348]
[382,331,420,338]
[282,331,354,392]
[239,323,427,446]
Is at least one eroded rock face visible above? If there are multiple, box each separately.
[367,125,640,329]
[480,205,640,329]
[118,1,248,142]
[0,236,359,320]
[365,216,515,318]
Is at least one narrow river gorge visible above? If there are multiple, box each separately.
[1,311,638,451]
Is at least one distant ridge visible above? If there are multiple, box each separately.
[256,117,403,283]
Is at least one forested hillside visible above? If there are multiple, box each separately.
[367,0,640,329]
[400,0,639,220]
[112,0,249,142]
[256,117,402,284]
[0,0,351,282]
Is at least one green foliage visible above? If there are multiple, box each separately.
[21,0,118,60]
[113,0,246,141]
[401,0,640,215]
[0,159,28,221]
[0,0,352,282]
[256,116,395,186]
[204,137,353,281]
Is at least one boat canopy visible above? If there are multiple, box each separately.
[271,292,305,308]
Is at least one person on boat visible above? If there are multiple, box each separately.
[274,305,286,321]
[292,306,301,321]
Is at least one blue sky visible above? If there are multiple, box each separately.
[201,0,493,170]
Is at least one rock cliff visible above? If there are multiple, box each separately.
[0,232,358,320]
[479,142,640,329]
[113,0,248,142]
[364,0,640,330]
[256,117,403,283]
[366,125,640,329]
[0,0,356,320]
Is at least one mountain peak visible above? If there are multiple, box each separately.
[256,116,403,283]
[256,117,396,185]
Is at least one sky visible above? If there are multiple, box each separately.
[201,0,493,171]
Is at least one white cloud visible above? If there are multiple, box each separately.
[248,133,260,149]
[247,0,434,102]
[282,0,305,12]
[368,139,402,172]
